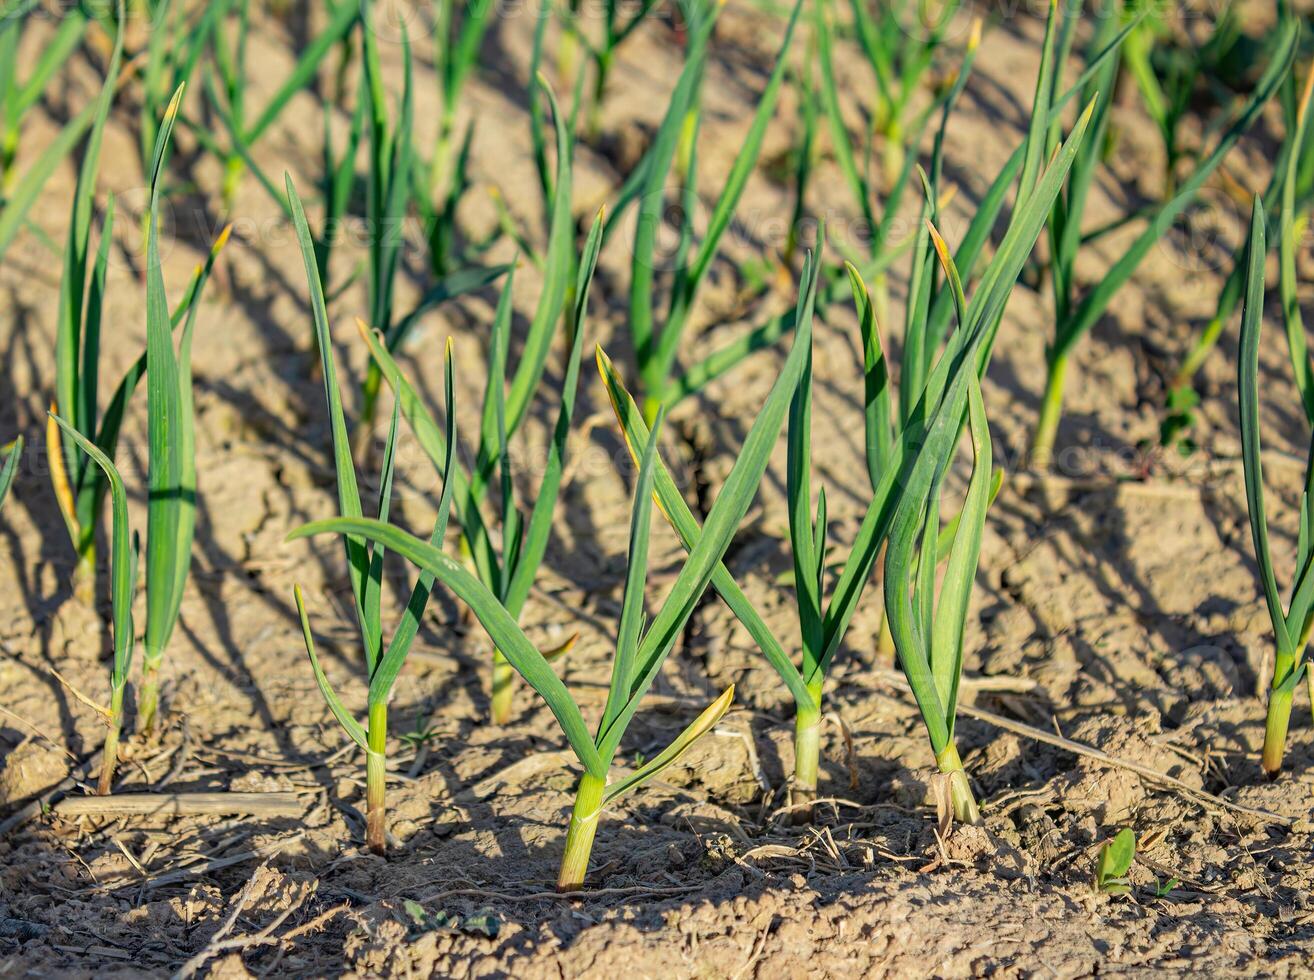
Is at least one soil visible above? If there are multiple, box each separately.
[1,3,1313,978]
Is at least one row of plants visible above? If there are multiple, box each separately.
[0,0,1309,894]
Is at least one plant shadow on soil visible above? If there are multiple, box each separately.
[4,1,1314,974]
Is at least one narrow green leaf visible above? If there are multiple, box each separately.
[1017,0,1061,205]
[363,400,402,635]
[787,267,823,679]
[930,372,991,736]
[286,174,377,663]
[294,584,370,751]
[367,342,460,705]
[846,262,891,492]
[600,408,663,741]
[472,268,518,595]
[92,224,231,525]
[1237,198,1294,656]
[143,86,191,668]
[629,6,719,398]
[53,15,123,499]
[815,0,878,249]
[288,516,605,776]
[595,246,818,763]
[505,78,574,438]
[1279,64,1314,424]
[50,415,134,687]
[0,435,21,513]
[602,685,734,805]
[596,347,815,713]
[503,211,605,616]
[669,0,802,332]
[77,195,115,496]
[243,1,358,144]
[1052,16,1298,360]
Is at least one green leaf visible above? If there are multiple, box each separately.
[8,7,85,120]
[656,0,802,381]
[899,180,936,420]
[628,4,719,399]
[1051,16,1298,361]
[143,85,193,669]
[1278,65,1314,424]
[243,1,358,144]
[285,174,377,665]
[77,195,115,498]
[602,685,734,805]
[294,584,369,751]
[502,211,606,617]
[504,77,575,439]
[595,347,815,714]
[1,94,86,249]
[53,15,123,508]
[0,435,22,514]
[1094,828,1137,895]
[599,407,663,742]
[847,262,891,490]
[1237,198,1294,656]
[363,400,401,635]
[929,372,991,736]
[815,0,878,252]
[594,246,818,764]
[50,415,135,688]
[368,341,460,706]
[287,515,605,777]
[1017,0,1062,205]
[787,268,824,680]
[91,224,231,528]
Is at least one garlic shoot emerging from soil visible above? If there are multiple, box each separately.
[289,259,813,883]
[1236,191,1314,779]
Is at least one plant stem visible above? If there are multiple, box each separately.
[354,373,383,465]
[98,686,124,796]
[557,771,605,892]
[429,112,454,205]
[1172,311,1224,389]
[221,154,244,213]
[876,608,895,667]
[790,705,821,822]
[1031,349,1069,470]
[490,649,515,725]
[881,118,903,192]
[138,658,162,736]
[557,26,580,94]
[73,544,95,606]
[366,700,388,855]
[935,743,981,825]
[641,394,662,428]
[871,271,890,339]
[1262,651,1297,778]
[675,104,698,184]
[1307,668,1313,730]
